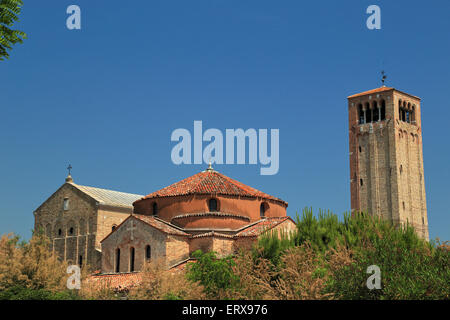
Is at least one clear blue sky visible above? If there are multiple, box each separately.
[1,0,449,241]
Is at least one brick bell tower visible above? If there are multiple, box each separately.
[347,83,429,240]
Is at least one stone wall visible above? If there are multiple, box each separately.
[348,89,428,239]
[134,193,287,224]
[34,183,99,267]
[34,182,134,270]
[101,217,190,273]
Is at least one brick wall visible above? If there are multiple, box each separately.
[348,89,429,240]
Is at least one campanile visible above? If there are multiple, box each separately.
[347,86,429,240]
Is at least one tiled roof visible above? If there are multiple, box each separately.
[137,169,287,206]
[71,183,143,208]
[100,214,189,243]
[133,214,189,236]
[347,87,393,99]
[235,217,292,237]
[347,87,421,100]
[190,231,235,239]
[172,212,250,221]
[86,272,143,289]
[86,261,192,288]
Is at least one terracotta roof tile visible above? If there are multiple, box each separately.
[132,214,189,236]
[136,169,287,206]
[347,87,421,100]
[235,217,292,237]
[172,212,250,222]
[347,87,393,99]
[86,272,143,290]
[190,231,235,239]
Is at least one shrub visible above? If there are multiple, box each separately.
[186,250,238,298]
[129,259,205,300]
[0,232,81,300]
[253,208,450,300]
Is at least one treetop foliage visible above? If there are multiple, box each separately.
[0,0,27,60]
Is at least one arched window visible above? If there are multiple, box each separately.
[115,248,121,273]
[145,245,151,261]
[79,255,83,268]
[69,227,74,235]
[63,198,69,211]
[260,202,268,218]
[380,100,386,120]
[372,101,379,122]
[153,202,158,215]
[130,247,135,272]
[358,104,364,124]
[112,225,117,232]
[402,102,407,121]
[58,228,62,236]
[365,102,372,123]
[208,198,218,212]
[360,179,363,186]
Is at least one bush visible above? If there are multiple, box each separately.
[253,208,450,300]
[0,232,80,300]
[128,259,205,300]
[186,250,238,298]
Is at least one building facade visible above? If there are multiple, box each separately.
[33,175,143,270]
[348,86,429,239]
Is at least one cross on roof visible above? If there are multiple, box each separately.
[67,164,72,175]
[127,220,137,241]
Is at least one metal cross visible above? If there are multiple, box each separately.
[127,221,137,241]
[67,164,72,175]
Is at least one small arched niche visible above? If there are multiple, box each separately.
[260,202,269,218]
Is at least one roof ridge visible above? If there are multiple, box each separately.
[73,183,143,197]
[133,214,189,236]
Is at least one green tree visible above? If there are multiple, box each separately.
[0,0,27,60]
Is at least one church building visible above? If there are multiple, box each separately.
[100,164,295,273]
[34,165,296,273]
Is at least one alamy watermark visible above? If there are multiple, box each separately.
[366,5,381,30]
[66,265,81,290]
[171,121,279,175]
[66,5,81,30]
[366,265,381,290]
